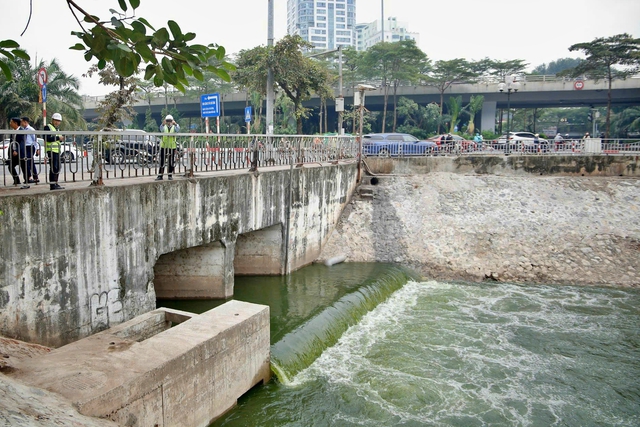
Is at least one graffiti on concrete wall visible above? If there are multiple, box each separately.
[90,288,124,331]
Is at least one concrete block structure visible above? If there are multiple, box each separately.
[10,301,270,427]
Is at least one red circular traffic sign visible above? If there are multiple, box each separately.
[37,67,48,88]
[573,80,584,90]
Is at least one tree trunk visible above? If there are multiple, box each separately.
[437,91,444,134]
[392,82,398,132]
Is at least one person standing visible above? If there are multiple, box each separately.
[44,113,65,190]
[8,118,24,187]
[21,116,39,184]
[156,114,180,181]
[473,132,483,151]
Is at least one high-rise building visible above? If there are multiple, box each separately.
[356,17,419,51]
[287,0,357,51]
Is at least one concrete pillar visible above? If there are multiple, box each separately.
[481,100,497,133]
[234,224,284,275]
[154,240,236,300]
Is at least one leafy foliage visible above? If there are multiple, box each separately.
[560,33,640,137]
[466,95,485,135]
[473,58,528,80]
[0,58,83,129]
[532,58,583,75]
[1,0,234,92]
[233,35,333,134]
[84,64,136,128]
[0,40,30,81]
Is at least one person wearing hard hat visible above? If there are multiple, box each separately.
[156,114,180,181]
[44,113,65,190]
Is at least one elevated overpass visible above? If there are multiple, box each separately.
[82,77,640,132]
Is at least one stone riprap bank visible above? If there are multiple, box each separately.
[321,171,640,287]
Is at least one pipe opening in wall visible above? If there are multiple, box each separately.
[370,177,379,186]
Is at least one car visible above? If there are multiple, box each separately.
[428,134,477,153]
[494,132,549,151]
[2,138,83,164]
[362,133,438,157]
[97,129,159,165]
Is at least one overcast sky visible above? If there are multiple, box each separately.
[4,0,640,96]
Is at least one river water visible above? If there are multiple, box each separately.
[159,263,640,427]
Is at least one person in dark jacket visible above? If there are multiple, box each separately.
[8,118,26,187]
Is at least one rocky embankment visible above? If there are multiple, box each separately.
[320,173,640,287]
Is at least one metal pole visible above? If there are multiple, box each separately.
[357,90,365,182]
[337,46,344,134]
[381,0,384,43]
[505,90,511,155]
[266,0,275,135]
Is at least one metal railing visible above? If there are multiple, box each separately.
[2,130,639,188]
[1,131,358,188]
[360,138,640,158]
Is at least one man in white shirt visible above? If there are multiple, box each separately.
[21,117,40,183]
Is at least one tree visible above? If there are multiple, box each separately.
[234,35,333,134]
[233,46,269,131]
[532,58,583,75]
[388,40,429,132]
[395,98,440,137]
[610,106,640,137]
[446,96,464,134]
[466,95,485,135]
[424,59,477,133]
[560,33,640,138]
[340,48,366,134]
[1,0,234,91]
[0,57,83,129]
[84,64,137,129]
[361,42,394,132]
[271,36,333,133]
[472,58,528,81]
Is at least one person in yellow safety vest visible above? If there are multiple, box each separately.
[156,114,180,181]
[44,113,65,190]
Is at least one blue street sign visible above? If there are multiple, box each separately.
[42,84,47,103]
[200,93,220,118]
[244,106,252,123]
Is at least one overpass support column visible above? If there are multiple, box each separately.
[481,100,497,133]
[154,239,236,300]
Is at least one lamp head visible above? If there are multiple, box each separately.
[356,84,376,91]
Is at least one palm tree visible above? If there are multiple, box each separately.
[466,95,485,135]
[0,56,84,130]
[33,58,85,130]
[0,58,34,128]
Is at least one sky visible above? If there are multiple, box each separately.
[3,0,640,96]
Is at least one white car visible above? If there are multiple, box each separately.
[495,132,549,150]
[2,138,83,164]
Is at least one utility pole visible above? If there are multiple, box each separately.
[381,0,385,43]
[266,0,275,135]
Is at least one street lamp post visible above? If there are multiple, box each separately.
[498,76,520,155]
[356,84,376,182]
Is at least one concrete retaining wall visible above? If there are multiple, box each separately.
[364,155,640,177]
[0,163,358,347]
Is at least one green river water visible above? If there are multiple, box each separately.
[158,263,640,427]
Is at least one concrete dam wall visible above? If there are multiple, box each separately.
[320,157,640,287]
[0,163,358,347]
